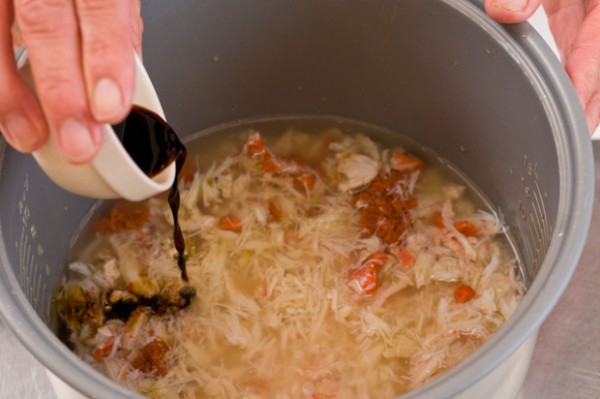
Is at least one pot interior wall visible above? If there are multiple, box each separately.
[142,0,559,283]
[0,150,96,320]
[0,0,561,382]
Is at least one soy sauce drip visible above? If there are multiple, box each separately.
[113,106,196,302]
[168,143,188,281]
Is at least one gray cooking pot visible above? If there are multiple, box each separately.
[0,0,593,398]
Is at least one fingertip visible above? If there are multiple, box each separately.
[0,118,41,154]
[92,77,127,123]
[75,0,137,125]
[485,0,540,24]
[0,112,47,151]
[56,118,103,164]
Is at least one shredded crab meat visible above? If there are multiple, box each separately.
[56,130,523,399]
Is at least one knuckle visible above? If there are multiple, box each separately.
[77,0,129,60]
[82,33,129,75]
[16,0,72,36]
[130,0,144,37]
[85,38,115,59]
[77,0,115,15]
[34,67,83,114]
[77,0,119,32]
[131,15,144,43]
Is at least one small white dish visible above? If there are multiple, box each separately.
[17,50,175,201]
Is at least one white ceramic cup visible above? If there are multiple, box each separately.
[17,50,175,202]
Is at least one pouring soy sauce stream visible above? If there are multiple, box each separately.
[112,105,196,304]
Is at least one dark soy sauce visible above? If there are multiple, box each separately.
[112,106,196,302]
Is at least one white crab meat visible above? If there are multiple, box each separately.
[336,153,379,192]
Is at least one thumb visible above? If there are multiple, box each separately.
[485,0,544,23]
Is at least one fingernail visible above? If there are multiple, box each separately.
[92,78,123,121]
[59,118,98,163]
[492,0,528,11]
[1,113,43,151]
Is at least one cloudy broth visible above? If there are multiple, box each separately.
[56,116,523,398]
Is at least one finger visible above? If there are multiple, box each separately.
[543,0,587,61]
[15,0,103,164]
[0,0,47,152]
[562,1,600,123]
[75,0,135,123]
[485,0,544,23]
[584,90,600,134]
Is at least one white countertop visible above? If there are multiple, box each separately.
[1,9,599,399]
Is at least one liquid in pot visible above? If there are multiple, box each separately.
[55,116,523,398]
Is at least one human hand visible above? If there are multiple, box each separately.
[485,0,600,135]
[0,0,143,164]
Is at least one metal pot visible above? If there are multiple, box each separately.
[0,0,593,398]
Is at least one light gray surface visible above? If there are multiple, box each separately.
[0,317,56,399]
[0,139,597,399]
[519,141,600,399]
